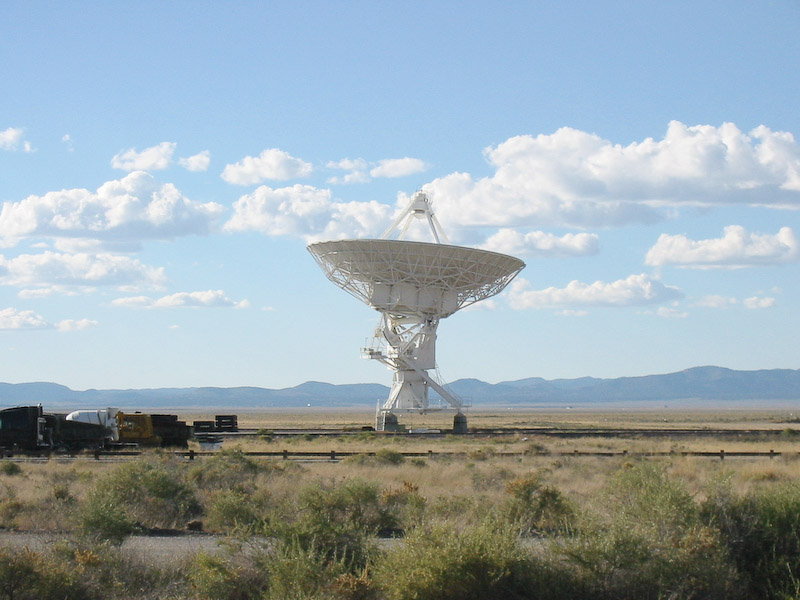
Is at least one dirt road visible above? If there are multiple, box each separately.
[0,531,226,564]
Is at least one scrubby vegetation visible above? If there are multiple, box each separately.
[5,415,800,598]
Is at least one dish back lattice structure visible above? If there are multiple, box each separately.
[307,192,525,431]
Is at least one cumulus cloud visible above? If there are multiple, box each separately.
[508,273,683,309]
[0,251,165,293]
[693,293,776,309]
[420,121,800,230]
[655,306,689,318]
[57,318,99,331]
[326,158,369,184]
[743,295,776,309]
[0,307,48,329]
[326,156,427,184]
[221,149,312,185]
[0,171,224,246]
[0,308,97,330]
[179,150,211,172]
[645,226,799,269]
[0,127,33,152]
[481,229,599,257]
[0,128,24,150]
[112,290,248,309]
[223,184,392,241]
[111,142,176,171]
[370,157,428,178]
[694,295,738,308]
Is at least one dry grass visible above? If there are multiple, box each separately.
[178,406,800,430]
[3,408,800,535]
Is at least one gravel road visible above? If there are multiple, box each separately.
[0,531,227,564]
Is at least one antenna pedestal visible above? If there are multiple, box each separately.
[364,314,463,431]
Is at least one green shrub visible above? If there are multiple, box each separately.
[78,487,138,544]
[188,448,264,491]
[0,547,96,600]
[188,551,269,600]
[0,547,38,600]
[109,460,200,528]
[504,473,574,535]
[52,483,73,502]
[264,539,374,600]
[374,448,405,465]
[271,478,392,570]
[375,519,577,600]
[49,540,188,599]
[206,488,268,533]
[0,485,24,530]
[427,494,489,525]
[561,463,739,600]
[380,481,426,531]
[0,461,21,476]
[79,458,200,541]
[703,478,800,599]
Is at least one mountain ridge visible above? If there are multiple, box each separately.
[1,366,798,410]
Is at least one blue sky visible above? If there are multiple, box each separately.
[1,1,799,391]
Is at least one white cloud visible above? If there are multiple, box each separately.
[0,307,48,329]
[508,273,683,309]
[0,127,33,152]
[326,156,428,184]
[112,290,248,309]
[62,134,74,152]
[370,157,428,178]
[179,150,211,172]
[223,184,392,241]
[0,127,23,150]
[0,251,165,292]
[481,229,599,257]
[221,149,312,185]
[57,318,99,331]
[326,158,369,184]
[420,121,800,230]
[0,171,224,246]
[0,308,97,331]
[328,158,367,171]
[111,142,176,171]
[694,295,738,308]
[645,226,799,269]
[743,296,776,309]
[655,306,688,318]
[694,293,776,309]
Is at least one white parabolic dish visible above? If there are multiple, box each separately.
[307,238,525,319]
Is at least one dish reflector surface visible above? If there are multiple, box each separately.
[308,239,525,318]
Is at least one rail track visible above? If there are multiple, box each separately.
[235,426,794,438]
[2,426,797,461]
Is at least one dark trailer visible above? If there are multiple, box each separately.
[0,405,108,452]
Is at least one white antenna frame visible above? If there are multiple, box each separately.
[308,191,525,431]
[381,191,450,244]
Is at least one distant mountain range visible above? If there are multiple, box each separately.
[1,366,799,411]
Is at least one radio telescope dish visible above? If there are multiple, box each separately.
[308,191,525,431]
